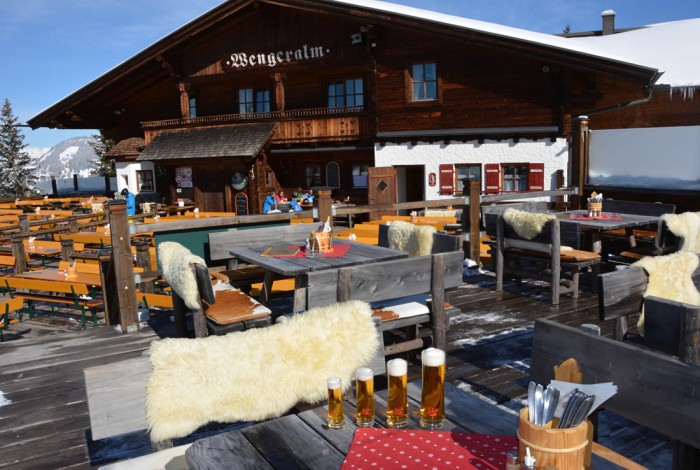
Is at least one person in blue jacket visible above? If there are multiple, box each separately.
[262,191,277,213]
[121,188,136,216]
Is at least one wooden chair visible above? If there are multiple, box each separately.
[1,296,23,341]
[486,212,600,305]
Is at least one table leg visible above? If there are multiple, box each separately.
[260,271,275,305]
[293,276,306,313]
[590,231,602,294]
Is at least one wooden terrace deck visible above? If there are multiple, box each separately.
[0,273,671,469]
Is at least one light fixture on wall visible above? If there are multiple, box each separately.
[350,32,363,45]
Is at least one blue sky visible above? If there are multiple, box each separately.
[2,0,699,149]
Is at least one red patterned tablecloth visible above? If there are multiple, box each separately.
[566,213,623,221]
[276,244,351,258]
[341,428,518,470]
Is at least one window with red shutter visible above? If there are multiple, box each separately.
[528,163,545,192]
[438,164,455,195]
[484,164,501,194]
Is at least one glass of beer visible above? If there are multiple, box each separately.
[386,359,408,428]
[327,377,345,429]
[420,347,446,429]
[355,367,375,427]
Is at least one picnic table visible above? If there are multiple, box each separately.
[229,240,407,312]
[55,231,112,246]
[184,380,634,470]
[15,268,102,287]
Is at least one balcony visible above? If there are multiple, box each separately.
[142,106,370,145]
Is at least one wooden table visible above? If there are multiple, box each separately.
[15,268,102,286]
[557,210,660,254]
[230,240,408,312]
[56,232,111,246]
[184,380,634,470]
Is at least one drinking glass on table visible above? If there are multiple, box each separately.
[420,347,446,429]
[355,367,375,427]
[327,377,345,429]
[386,359,408,428]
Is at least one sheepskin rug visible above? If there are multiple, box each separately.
[633,251,700,335]
[146,300,379,442]
[388,220,436,256]
[158,241,206,309]
[502,208,555,240]
[661,212,700,253]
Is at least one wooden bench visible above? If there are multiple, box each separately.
[0,276,103,329]
[530,318,700,469]
[597,260,700,358]
[378,224,463,254]
[485,212,601,304]
[1,296,23,341]
[307,251,464,355]
[0,255,15,274]
[208,223,317,289]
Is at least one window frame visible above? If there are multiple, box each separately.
[327,78,364,110]
[326,162,340,188]
[454,164,482,195]
[405,61,442,106]
[352,164,369,188]
[502,164,530,192]
[238,87,271,114]
[136,169,155,193]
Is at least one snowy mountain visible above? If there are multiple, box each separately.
[31,136,98,181]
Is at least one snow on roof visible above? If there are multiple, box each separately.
[325,0,659,74]
[570,18,700,88]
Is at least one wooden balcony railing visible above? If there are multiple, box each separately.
[142,106,369,144]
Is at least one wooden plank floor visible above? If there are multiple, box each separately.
[0,273,671,469]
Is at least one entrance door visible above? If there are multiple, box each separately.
[194,168,226,212]
[368,166,397,221]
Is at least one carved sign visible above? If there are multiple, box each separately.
[225,44,330,70]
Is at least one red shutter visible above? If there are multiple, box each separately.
[528,163,545,192]
[484,164,501,194]
[438,164,455,195]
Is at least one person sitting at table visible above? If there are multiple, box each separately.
[262,191,277,213]
[301,189,314,204]
[276,191,287,203]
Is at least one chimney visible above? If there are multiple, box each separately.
[601,9,616,35]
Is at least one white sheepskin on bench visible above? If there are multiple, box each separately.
[145,300,379,442]
[388,220,435,256]
[661,211,700,253]
[502,208,555,240]
[158,241,205,310]
[634,251,700,336]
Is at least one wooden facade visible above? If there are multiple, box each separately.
[28,0,659,213]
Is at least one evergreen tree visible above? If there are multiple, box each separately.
[89,134,116,176]
[0,98,36,198]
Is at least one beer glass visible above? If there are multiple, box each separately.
[420,347,446,429]
[386,359,408,428]
[327,377,345,429]
[355,367,375,427]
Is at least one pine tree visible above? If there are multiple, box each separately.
[89,134,116,176]
[0,98,36,198]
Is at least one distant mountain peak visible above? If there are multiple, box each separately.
[32,136,98,181]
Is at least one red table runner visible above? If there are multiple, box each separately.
[341,428,518,469]
[274,244,351,258]
[566,213,623,221]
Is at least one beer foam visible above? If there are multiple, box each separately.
[356,367,374,381]
[421,347,445,367]
[327,377,342,390]
[387,359,407,376]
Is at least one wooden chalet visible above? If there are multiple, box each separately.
[27,0,660,213]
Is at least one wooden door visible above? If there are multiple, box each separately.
[195,169,226,212]
[368,166,397,221]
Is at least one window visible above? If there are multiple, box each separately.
[239,88,270,114]
[328,79,364,109]
[484,163,545,194]
[326,162,340,188]
[411,63,437,101]
[352,164,368,188]
[455,165,481,194]
[305,165,321,188]
[188,96,197,118]
[136,170,154,192]
[502,165,529,192]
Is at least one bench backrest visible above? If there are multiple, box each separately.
[601,199,676,217]
[1,276,89,295]
[58,261,101,275]
[0,255,15,267]
[377,224,462,254]
[137,292,174,309]
[530,318,700,450]
[484,212,582,249]
[306,251,464,309]
[208,223,317,262]
[1,296,23,315]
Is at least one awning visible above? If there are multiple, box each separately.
[136,123,276,161]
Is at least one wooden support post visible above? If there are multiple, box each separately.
[467,180,481,265]
[135,241,154,294]
[106,200,139,332]
[68,216,79,233]
[11,236,27,274]
[60,238,75,261]
[315,188,332,225]
[430,253,447,351]
[18,214,29,235]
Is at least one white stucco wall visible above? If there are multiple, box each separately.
[115,161,155,195]
[374,138,569,201]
